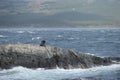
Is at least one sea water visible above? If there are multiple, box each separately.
[0,28,120,80]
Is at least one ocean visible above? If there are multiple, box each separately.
[0,28,120,80]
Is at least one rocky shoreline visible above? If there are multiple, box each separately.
[0,44,119,69]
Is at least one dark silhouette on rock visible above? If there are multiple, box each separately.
[40,40,46,46]
[0,44,119,69]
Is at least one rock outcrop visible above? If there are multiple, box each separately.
[0,44,118,69]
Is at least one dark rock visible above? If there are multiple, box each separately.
[108,57,120,62]
[0,44,118,69]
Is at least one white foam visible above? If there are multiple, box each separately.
[17,31,25,33]
[86,53,95,56]
[32,38,34,40]
[0,35,7,38]
[57,35,63,38]
[0,64,120,80]
[68,37,74,40]
[36,37,40,39]
[27,31,35,34]
[32,37,41,40]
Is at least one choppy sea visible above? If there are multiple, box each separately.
[0,28,120,80]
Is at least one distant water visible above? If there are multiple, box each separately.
[0,28,120,80]
[0,28,120,57]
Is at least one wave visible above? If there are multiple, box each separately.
[16,31,35,34]
[27,31,35,34]
[86,53,95,56]
[16,31,25,33]
[0,64,120,80]
[57,35,63,38]
[0,35,7,38]
[32,37,41,40]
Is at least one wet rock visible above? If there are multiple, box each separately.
[0,44,117,69]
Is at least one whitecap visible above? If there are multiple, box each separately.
[0,35,7,38]
[36,37,40,39]
[68,37,74,40]
[32,37,41,40]
[57,35,63,38]
[27,31,35,34]
[32,38,35,40]
[68,37,80,40]
[86,53,95,56]
[17,31,25,33]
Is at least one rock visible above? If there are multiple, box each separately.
[0,44,117,69]
[107,57,120,63]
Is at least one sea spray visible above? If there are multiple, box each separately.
[0,64,120,80]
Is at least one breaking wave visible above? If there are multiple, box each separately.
[16,31,25,34]
[0,35,7,38]
[0,64,120,80]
